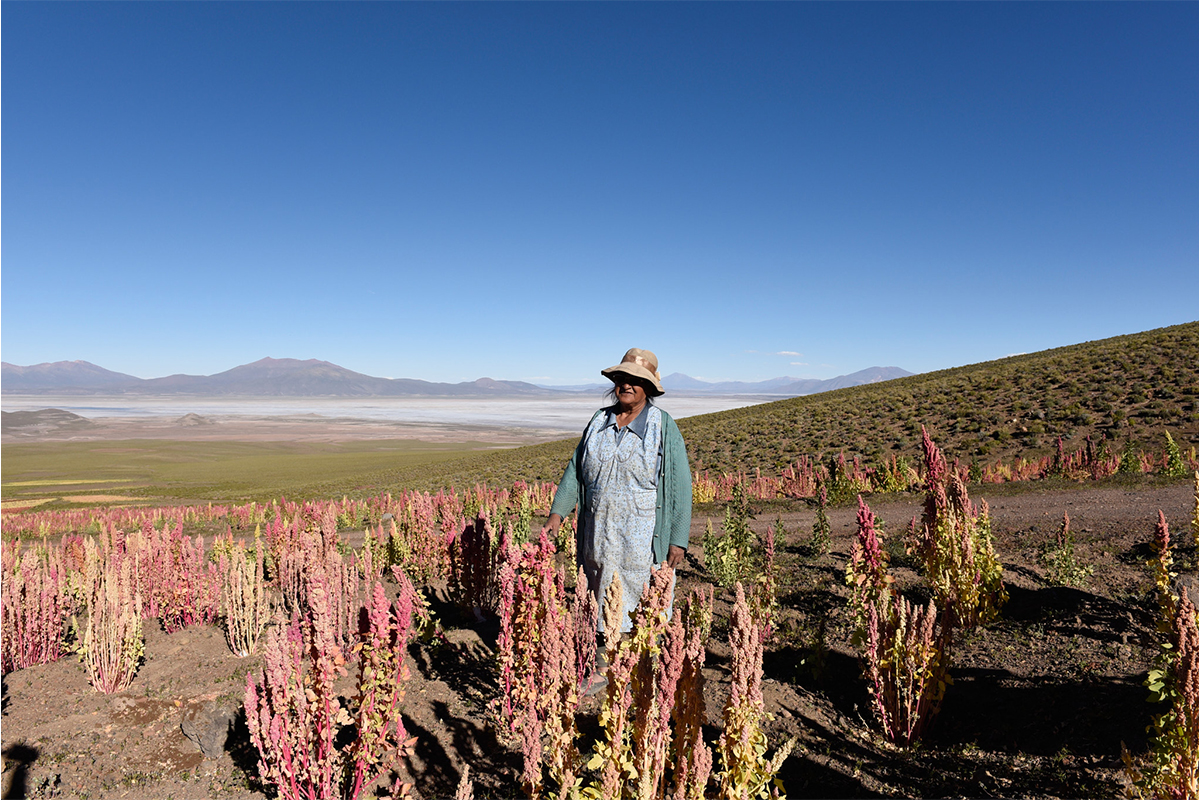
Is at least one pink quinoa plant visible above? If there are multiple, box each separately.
[1,541,69,674]
[846,495,892,645]
[670,586,715,800]
[494,529,583,797]
[910,428,1006,629]
[716,582,795,799]
[245,571,420,800]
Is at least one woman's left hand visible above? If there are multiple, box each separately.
[665,544,686,569]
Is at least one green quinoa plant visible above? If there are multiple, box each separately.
[1041,513,1094,588]
[808,485,832,557]
[1122,586,1198,800]
[702,483,758,588]
[1162,431,1190,479]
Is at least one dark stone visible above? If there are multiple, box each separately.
[180,702,236,759]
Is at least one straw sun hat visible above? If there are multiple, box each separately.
[601,348,665,397]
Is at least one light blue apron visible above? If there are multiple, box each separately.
[579,405,664,633]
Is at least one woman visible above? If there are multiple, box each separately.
[542,348,692,635]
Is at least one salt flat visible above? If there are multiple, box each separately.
[1,394,777,443]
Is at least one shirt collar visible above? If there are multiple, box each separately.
[604,402,652,440]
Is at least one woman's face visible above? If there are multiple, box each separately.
[612,375,648,409]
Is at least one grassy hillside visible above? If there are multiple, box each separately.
[307,322,1197,497]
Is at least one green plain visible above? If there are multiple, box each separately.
[1,439,499,506]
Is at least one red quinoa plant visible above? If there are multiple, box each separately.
[848,494,952,747]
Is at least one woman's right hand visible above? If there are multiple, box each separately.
[541,513,563,539]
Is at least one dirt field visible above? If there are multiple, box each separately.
[1,480,1195,799]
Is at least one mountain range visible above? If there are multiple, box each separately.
[1,358,912,398]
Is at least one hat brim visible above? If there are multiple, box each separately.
[601,364,665,396]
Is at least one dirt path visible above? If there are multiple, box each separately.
[2,481,1195,799]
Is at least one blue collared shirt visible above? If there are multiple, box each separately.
[602,402,664,485]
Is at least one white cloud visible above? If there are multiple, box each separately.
[790,362,808,366]
[775,351,801,356]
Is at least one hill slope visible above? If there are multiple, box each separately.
[301,323,1197,495]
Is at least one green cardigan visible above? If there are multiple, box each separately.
[549,405,693,564]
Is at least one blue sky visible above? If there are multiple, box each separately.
[3,2,1196,385]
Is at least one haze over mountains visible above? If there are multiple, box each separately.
[1,358,912,398]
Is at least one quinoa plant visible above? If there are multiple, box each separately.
[846,496,892,646]
[908,428,1006,629]
[449,510,501,619]
[670,586,715,800]
[1122,585,1199,800]
[220,537,274,657]
[862,590,952,747]
[495,530,591,798]
[82,545,144,694]
[589,567,681,800]
[1162,431,1190,479]
[748,525,779,641]
[245,575,419,800]
[808,484,832,557]
[1119,439,1141,474]
[1042,512,1094,588]
[715,582,795,799]
[703,483,757,588]
[1,542,69,674]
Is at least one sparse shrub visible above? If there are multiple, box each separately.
[1042,512,1094,588]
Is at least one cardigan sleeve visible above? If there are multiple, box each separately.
[664,414,693,550]
[652,410,693,563]
[549,449,581,518]
[549,410,602,519]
